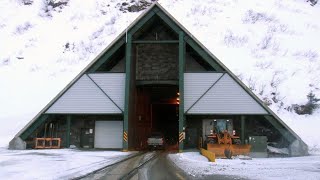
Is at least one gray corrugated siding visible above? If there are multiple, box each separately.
[89,73,125,110]
[45,73,125,114]
[184,73,223,111]
[184,73,268,114]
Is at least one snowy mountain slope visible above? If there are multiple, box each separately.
[0,0,319,150]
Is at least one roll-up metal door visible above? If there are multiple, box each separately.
[94,121,123,149]
[45,73,125,114]
[184,73,268,114]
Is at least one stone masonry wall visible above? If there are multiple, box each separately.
[136,44,178,80]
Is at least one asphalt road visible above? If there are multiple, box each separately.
[136,152,188,180]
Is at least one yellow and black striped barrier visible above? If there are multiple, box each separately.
[179,132,185,143]
[123,131,128,142]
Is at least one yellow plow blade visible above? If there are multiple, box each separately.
[207,144,251,158]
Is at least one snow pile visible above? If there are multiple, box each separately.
[278,110,320,153]
[169,152,211,177]
[267,145,289,155]
[0,0,319,150]
[0,148,134,179]
[169,152,320,179]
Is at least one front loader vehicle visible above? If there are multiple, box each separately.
[204,119,251,159]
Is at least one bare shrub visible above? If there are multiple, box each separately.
[268,24,289,34]
[40,0,69,17]
[91,27,105,40]
[247,76,257,91]
[242,10,275,24]
[1,58,10,66]
[293,50,318,62]
[269,71,285,108]
[188,5,220,16]
[259,33,273,50]
[19,0,33,5]
[258,84,266,96]
[236,73,244,81]
[15,22,32,35]
[270,71,282,89]
[254,32,280,56]
[224,30,248,47]
[255,61,273,70]
[63,42,75,53]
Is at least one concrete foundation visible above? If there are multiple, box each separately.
[250,152,268,158]
[9,137,26,150]
[289,139,309,156]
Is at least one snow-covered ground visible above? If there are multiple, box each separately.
[0,0,319,151]
[0,147,135,179]
[169,152,320,180]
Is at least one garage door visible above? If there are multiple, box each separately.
[94,121,123,148]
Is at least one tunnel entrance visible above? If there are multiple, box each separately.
[152,103,179,148]
[133,85,179,150]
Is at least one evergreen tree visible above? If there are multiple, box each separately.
[305,92,320,114]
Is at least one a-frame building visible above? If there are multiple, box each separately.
[10,3,307,156]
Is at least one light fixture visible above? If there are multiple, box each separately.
[176,92,180,104]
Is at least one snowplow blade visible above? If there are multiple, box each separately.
[231,144,251,156]
[207,144,227,157]
[207,144,251,157]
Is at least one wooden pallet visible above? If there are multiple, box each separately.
[35,138,61,149]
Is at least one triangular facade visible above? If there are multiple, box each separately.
[46,74,125,114]
[184,73,267,114]
[10,3,307,156]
